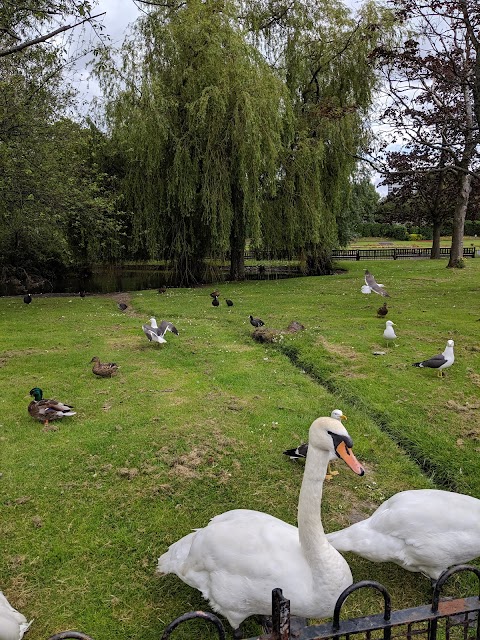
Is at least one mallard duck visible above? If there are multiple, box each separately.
[362,270,390,297]
[28,388,76,427]
[327,489,480,580]
[412,339,454,377]
[383,320,398,347]
[158,285,167,294]
[0,591,32,640]
[142,317,179,344]
[249,315,264,327]
[157,416,364,632]
[377,302,388,317]
[90,357,118,378]
[210,289,220,298]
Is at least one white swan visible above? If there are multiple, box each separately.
[157,416,365,630]
[0,591,32,640]
[326,489,480,580]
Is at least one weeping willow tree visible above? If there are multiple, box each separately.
[97,0,287,284]
[243,0,395,273]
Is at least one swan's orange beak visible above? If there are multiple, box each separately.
[335,441,364,476]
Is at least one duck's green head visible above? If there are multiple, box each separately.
[29,387,43,401]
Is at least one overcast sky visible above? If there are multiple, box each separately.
[70,0,141,109]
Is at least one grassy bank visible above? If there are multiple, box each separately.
[1,258,479,640]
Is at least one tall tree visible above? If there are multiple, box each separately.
[122,0,394,278]
[243,0,394,273]
[98,0,286,284]
[371,0,480,267]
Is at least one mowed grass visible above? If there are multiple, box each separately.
[349,235,480,248]
[1,258,480,640]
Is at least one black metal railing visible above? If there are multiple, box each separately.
[159,564,480,640]
[331,247,476,261]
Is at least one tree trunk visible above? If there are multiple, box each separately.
[229,187,246,281]
[447,171,471,267]
[305,245,333,275]
[430,221,442,259]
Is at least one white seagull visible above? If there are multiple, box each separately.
[383,320,398,347]
[142,317,179,344]
[0,591,32,640]
[412,339,454,377]
[361,270,390,297]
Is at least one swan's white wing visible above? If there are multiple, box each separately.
[327,489,480,579]
[0,592,32,640]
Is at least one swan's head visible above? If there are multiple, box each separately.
[330,409,347,421]
[308,417,365,476]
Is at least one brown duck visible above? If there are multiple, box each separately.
[90,356,119,377]
[377,302,388,318]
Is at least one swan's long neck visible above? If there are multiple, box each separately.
[297,445,334,571]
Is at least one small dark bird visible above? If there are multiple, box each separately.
[118,303,128,311]
[249,315,264,327]
[158,285,167,294]
[212,296,220,307]
[226,299,234,307]
[377,302,388,318]
[23,294,32,304]
[210,290,220,298]
[90,356,119,378]
[79,290,86,298]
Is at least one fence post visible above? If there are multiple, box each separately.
[356,251,360,261]
[393,249,397,260]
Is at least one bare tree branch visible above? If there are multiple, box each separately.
[0,11,106,58]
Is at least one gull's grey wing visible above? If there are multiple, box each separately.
[158,320,179,337]
[142,324,154,341]
[365,271,389,297]
[417,353,447,369]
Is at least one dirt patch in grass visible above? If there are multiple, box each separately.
[316,336,357,360]
[467,369,480,387]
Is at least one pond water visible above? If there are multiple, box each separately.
[1,264,301,296]
[57,266,173,294]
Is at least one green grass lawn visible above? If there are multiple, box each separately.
[1,258,480,640]
[349,236,480,249]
